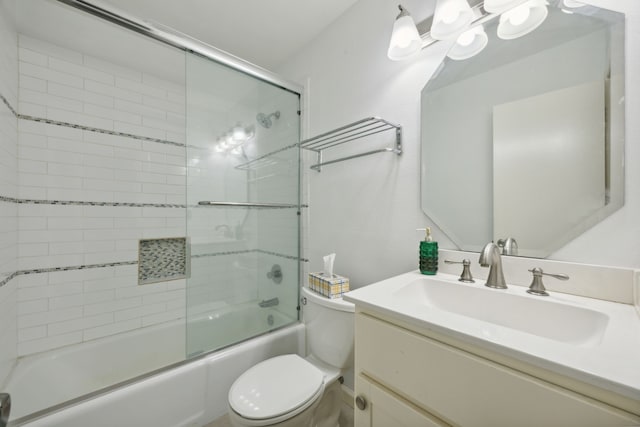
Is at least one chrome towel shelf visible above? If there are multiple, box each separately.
[300,117,402,171]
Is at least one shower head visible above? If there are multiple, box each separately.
[256,111,280,128]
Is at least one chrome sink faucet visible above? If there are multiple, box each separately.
[479,242,507,289]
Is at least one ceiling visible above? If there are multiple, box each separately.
[98,0,360,70]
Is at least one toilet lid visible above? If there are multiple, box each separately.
[229,354,324,421]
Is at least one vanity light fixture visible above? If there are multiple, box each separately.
[497,0,549,40]
[431,0,475,40]
[483,0,528,13]
[562,0,585,7]
[387,5,422,60]
[447,25,489,60]
[387,0,550,62]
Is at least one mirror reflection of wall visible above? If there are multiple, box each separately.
[420,4,625,258]
[493,81,605,257]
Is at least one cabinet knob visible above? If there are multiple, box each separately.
[355,395,367,410]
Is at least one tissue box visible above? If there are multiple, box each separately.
[308,272,350,299]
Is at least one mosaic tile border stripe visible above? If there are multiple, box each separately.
[256,249,309,263]
[0,261,137,288]
[191,249,307,262]
[0,196,309,209]
[19,114,186,147]
[1,90,183,147]
[191,249,255,258]
[0,195,186,209]
[0,250,307,288]
[0,196,307,210]
[17,261,138,276]
[2,91,304,174]
[0,271,19,288]
[0,92,18,117]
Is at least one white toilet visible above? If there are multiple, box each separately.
[227,286,355,427]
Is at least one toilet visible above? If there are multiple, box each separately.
[227,286,355,427]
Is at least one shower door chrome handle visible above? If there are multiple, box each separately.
[198,201,298,208]
[0,393,10,427]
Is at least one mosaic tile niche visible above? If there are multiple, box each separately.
[139,238,188,285]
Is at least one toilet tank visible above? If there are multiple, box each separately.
[301,287,354,369]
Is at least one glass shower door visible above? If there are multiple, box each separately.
[185,53,300,357]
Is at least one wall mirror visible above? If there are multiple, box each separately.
[420,1,625,258]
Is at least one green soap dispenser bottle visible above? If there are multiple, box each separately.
[418,227,438,275]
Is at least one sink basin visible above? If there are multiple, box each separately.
[392,278,609,347]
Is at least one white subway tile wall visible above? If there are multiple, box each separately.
[8,32,303,359]
[0,0,18,386]
[0,1,18,109]
[15,35,188,356]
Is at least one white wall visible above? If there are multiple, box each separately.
[0,0,18,386]
[280,0,640,289]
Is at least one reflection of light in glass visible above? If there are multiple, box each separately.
[213,123,254,154]
[232,123,246,141]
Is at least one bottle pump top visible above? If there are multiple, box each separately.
[417,227,433,242]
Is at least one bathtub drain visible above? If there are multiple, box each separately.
[267,314,274,326]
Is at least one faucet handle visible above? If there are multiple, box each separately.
[527,267,569,296]
[444,259,474,283]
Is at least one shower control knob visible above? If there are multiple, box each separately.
[355,395,367,411]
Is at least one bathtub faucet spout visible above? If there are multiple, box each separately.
[258,297,279,308]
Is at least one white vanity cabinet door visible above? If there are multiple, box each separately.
[355,374,451,427]
[355,312,640,427]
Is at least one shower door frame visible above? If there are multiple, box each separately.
[52,1,305,298]
[8,1,305,425]
[56,1,304,96]
[56,0,304,310]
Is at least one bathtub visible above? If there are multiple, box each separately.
[6,305,303,427]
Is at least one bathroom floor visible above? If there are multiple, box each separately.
[205,403,354,427]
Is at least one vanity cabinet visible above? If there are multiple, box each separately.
[354,311,640,427]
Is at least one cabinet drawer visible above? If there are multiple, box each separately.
[356,313,640,427]
[356,374,450,427]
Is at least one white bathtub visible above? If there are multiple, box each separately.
[6,305,303,427]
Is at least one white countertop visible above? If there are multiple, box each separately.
[344,270,640,401]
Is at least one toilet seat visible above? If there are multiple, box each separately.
[229,354,325,424]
